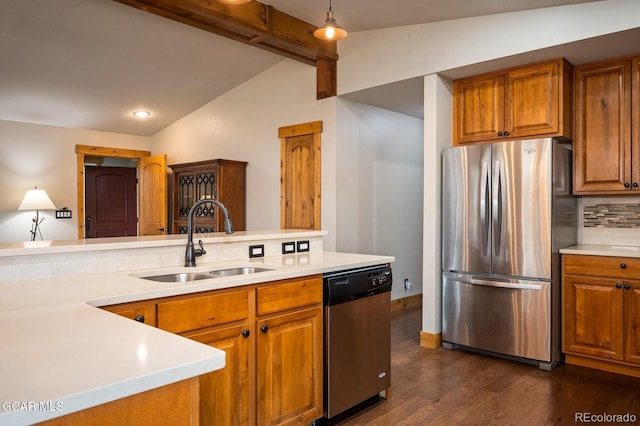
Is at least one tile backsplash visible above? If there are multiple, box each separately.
[580,197,640,245]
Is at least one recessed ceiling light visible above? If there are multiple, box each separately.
[133,111,151,118]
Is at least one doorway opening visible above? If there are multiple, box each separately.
[75,145,167,239]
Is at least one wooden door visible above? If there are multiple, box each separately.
[624,280,640,365]
[257,306,323,425]
[182,324,250,426]
[563,274,624,360]
[279,122,321,230]
[574,58,632,194]
[632,57,640,190]
[85,166,137,238]
[138,154,168,235]
[453,72,505,144]
[506,61,559,138]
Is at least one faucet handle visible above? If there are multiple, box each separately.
[195,240,207,257]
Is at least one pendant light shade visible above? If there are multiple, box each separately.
[217,0,252,4]
[314,0,348,41]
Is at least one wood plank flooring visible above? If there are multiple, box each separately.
[339,306,640,425]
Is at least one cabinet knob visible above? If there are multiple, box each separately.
[620,263,627,269]
[260,325,269,333]
[497,132,503,137]
[624,284,632,290]
[241,329,250,338]
[503,131,510,136]
[625,183,631,188]
[616,283,623,289]
[134,315,145,323]
[634,183,639,188]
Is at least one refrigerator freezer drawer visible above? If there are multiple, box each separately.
[442,272,551,362]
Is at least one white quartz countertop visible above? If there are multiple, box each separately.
[560,244,640,258]
[0,250,393,425]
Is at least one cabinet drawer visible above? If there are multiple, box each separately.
[102,300,157,326]
[563,255,640,279]
[157,289,249,333]
[256,275,322,316]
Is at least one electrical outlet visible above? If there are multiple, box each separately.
[296,240,310,253]
[404,278,412,291]
[282,242,295,254]
[249,244,264,258]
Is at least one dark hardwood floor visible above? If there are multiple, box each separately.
[339,306,640,425]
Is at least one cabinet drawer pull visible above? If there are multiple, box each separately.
[260,325,269,333]
[616,283,622,289]
[241,329,250,338]
[625,183,631,188]
[624,284,632,290]
[620,263,627,269]
[134,315,145,323]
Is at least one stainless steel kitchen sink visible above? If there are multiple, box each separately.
[138,265,276,283]
[142,272,213,283]
[208,266,273,277]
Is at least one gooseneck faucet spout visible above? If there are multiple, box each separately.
[185,198,234,267]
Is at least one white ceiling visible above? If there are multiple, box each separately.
[0,0,615,136]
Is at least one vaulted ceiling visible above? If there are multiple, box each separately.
[0,0,607,136]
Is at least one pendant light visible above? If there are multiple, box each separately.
[217,0,252,4]
[314,0,348,41]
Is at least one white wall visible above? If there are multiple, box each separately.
[0,119,151,242]
[335,99,424,301]
[150,60,339,250]
[338,0,640,95]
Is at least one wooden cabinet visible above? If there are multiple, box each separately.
[115,275,324,425]
[453,58,572,145]
[169,159,247,234]
[101,299,157,326]
[562,255,640,377]
[255,277,323,425]
[573,56,638,194]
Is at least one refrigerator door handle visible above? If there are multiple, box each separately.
[480,161,489,256]
[444,273,543,290]
[492,160,502,257]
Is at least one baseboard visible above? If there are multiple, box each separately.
[420,331,442,349]
[390,293,422,312]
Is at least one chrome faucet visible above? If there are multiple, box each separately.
[185,198,234,267]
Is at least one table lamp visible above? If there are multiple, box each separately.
[18,187,57,241]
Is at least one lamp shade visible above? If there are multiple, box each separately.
[18,189,56,211]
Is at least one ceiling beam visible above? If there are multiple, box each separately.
[113,0,338,99]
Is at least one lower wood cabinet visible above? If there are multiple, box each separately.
[562,254,640,377]
[101,274,323,426]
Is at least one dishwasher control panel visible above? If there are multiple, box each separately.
[323,265,392,306]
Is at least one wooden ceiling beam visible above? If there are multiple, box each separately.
[114,0,338,98]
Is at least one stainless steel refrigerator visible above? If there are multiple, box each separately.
[441,138,577,370]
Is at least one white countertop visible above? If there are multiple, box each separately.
[0,251,393,425]
[560,244,640,258]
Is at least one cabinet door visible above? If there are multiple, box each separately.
[506,61,559,138]
[632,57,640,189]
[574,59,632,194]
[453,72,505,144]
[257,306,322,425]
[563,274,624,360]
[624,281,640,365]
[183,324,250,426]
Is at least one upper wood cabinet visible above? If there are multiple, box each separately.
[169,159,247,234]
[573,57,636,194]
[453,58,573,145]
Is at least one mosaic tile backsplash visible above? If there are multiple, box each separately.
[583,203,640,228]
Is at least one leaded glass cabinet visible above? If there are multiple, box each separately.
[168,159,247,234]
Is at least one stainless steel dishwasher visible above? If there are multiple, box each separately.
[323,264,392,420]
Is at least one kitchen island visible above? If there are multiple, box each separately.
[0,230,393,425]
